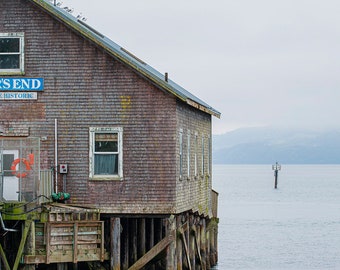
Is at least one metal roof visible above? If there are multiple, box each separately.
[29,0,221,118]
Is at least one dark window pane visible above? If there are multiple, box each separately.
[95,133,118,152]
[3,154,14,177]
[0,38,20,53]
[94,154,118,175]
[95,141,118,152]
[0,55,20,69]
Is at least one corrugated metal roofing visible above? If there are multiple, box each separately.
[29,0,221,118]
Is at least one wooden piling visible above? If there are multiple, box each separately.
[110,217,121,270]
[122,219,129,269]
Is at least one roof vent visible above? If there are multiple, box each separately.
[165,72,168,82]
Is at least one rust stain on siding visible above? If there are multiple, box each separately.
[120,95,131,110]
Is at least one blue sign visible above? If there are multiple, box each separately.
[0,78,44,91]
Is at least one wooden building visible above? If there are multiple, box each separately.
[0,0,220,269]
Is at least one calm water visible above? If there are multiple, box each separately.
[212,164,340,270]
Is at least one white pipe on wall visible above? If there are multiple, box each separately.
[55,118,58,193]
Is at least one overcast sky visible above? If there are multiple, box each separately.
[61,0,340,134]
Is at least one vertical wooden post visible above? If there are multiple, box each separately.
[176,216,183,270]
[147,218,155,270]
[111,217,121,270]
[155,218,163,269]
[138,219,146,259]
[130,219,138,266]
[165,215,176,270]
[189,216,195,269]
[57,263,68,270]
[23,221,36,270]
[200,219,207,270]
[211,220,218,266]
[13,220,31,270]
[122,219,129,270]
[206,221,211,269]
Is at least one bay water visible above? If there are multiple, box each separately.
[211,164,340,269]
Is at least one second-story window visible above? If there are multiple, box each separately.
[0,33,24,74]
[194,132,198,177]
[187,131,191,179]
[202,136,205,175]
[89,127,123,180]
[179,129,183,179]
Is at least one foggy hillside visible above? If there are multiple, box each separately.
[213,127,340,164]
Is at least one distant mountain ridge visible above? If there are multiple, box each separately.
[212,127,340,164]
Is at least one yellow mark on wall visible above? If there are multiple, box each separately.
[120,96,131,110]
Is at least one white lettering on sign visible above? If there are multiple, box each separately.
[0,78,44,91]
[0,92,37,100]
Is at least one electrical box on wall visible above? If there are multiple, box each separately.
[59,164,68,174]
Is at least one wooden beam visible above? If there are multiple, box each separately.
[13,220,31,270]
[178,227,191,270]
[128,230,175,270]
[0,243,11,270]
[192,226,203,267]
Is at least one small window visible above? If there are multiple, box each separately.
[0,33,25,74]
[89,127,123,180]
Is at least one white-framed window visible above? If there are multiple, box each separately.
[187,130,191,179]
[0,33,25,74]
[179,129,183,180]
[194,132,198,177]
[202,136,205,175]
[208,136,211,176]
[89,127,123,180]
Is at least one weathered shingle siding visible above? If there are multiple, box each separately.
[175,101,212,216]
[1,0,178,214]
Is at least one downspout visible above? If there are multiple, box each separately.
[55,119,58,193]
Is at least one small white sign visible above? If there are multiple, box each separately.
[0,92,37,100]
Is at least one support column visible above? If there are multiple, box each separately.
[57,263,68,270]
[176,216,183,270]
[156,218,164,269]
[138,219,146,259]
[206,221,211,269]
[200,219,207,270]
[122,219,129,270]
[189,215,195,270]
[110,217,121,270]
[147,218,155,270]
[23,221,35,270]
[165,215,176,270]
[130,219,138,266]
